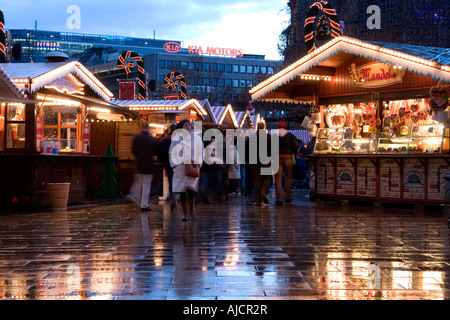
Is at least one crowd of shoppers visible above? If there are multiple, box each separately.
[128,119,310,220]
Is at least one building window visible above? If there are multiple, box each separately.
[181,61,188,70]
[239,80,246,88]
[212,63,218,72]
[233,79,239,88]
[233,65,239,73]
[211,78,218,87]
[268,67,274,74]
[218,78,225,87]
[247,65,253,74]
[219,64,225,72]
[226,79,232,87]
[159,60,166,69]
[226,64,232,73]
[254,66,261,74]
[197,62,203,71]
[189,62,195,70]
[167,60,173,69]
[261,66,267,74]
[204,78,210,86]
[204,63,211,72]
[5,103,26,149]
[240,65,246,74]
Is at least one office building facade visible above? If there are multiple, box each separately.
[7,28,282,106]
[7,29,182,63]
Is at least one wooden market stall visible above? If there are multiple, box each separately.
[0,59,138,209]
[251,36,450,206]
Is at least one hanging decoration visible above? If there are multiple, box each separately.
[117,51,146,100]
[0,10,6,63]
[164,71,188,100]
[304,1,341,53]
[429,83,449,113]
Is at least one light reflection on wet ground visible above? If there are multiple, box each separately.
[0,189,449,300]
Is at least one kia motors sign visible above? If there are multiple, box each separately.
[188,45,244,57]
[164,42,182,53]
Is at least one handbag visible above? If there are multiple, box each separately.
[185,133,200,178]
[185,162,200,178]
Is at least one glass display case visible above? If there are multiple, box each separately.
[341,138,377,154]
[408,124,444,154]
[314,128,345,154]
[376,125,444,154]
[377,137,410,153]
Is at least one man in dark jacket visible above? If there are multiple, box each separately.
[245,122,272,206]
[274,120,299,205]
[128,126,158,212]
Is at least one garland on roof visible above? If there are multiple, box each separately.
[117,51,146,100]
[304,1,341,53]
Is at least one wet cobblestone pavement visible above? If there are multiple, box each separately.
[0,189,449,300]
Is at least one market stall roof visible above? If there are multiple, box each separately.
[0,60,114,101]
[112,99,209,119]
[250,36,450,101]
[210,105,238,128]
[0,66,30,103]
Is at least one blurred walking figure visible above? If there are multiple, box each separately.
[169,120,204,221]
[274,120,299,205]
[227,136,241,196]
[157,123,177,211]
[246,122,272,206]
[128,124,158,212]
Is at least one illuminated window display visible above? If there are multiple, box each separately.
[5,104,26,149]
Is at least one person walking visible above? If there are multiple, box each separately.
[227,136,241,196]
[169,120,204,221]
[128,124,158,212]
[274,120,299,205]
[156,123,177,211]
[246,122,272,206]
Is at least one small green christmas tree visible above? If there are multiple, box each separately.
[97,143,123,199]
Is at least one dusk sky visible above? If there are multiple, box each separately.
[1,0,289,60]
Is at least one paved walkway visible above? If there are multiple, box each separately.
[0,189,449,300]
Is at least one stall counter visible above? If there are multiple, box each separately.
[309,153,450,206]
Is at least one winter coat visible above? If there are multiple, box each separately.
[228,146,241,179]
[132,132,158,174]
[274,128,300,156]
[169,131,204,193]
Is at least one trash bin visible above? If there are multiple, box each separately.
[47,183,71,211]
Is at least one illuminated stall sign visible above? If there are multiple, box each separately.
[349,62,406,88]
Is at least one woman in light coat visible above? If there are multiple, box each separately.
[169,119,204,221]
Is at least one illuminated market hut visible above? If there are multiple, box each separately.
[251,36,450,206]
[0,56,137,208]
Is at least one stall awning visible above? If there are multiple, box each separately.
[39,88,139,118]
[112,99,209,118]
[0,67,31,104]
[0,61,114,102]
[250,36,450,101]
